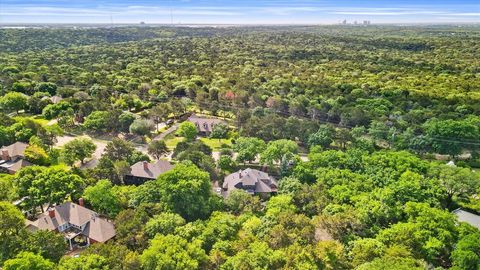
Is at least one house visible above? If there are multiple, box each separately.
[26,199,116,250]
[187,114,227,136]
[0,142,31,174]
[223,168,278,196]
[41,95,63,104]
[453,209,480,230]
[124,160,174,185]
[50,95,63,104]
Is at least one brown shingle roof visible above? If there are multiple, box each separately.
[1,142,28,160]
[223,168,277,195]
[188,114,227,133]
[27,202,115,243]
[126,160,173,180]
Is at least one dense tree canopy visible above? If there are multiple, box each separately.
[1,25,480,270]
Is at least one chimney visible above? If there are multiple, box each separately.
[143,161,149,170]
[79,198,84,207]
[48,208,55,218]
[1,150,9,161]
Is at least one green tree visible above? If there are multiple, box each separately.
[177,121,197,141]
[84,111,110,132]
[349,238,385,267]
[0,174,17,201]
[129,118,154,136]
[42,102,72,120]
[357,255,426,270]
[224,189,262,215]
[15,166,84,212]
[210,123,229,139]
[83,243,140,270]
[35,82,57,95]
[22,230,67,263]
[58,254,109,270]
[156,163,214,221]
[232,137,266,164]
[145,212,186,238]
[376,202,458,267]
[83,180,121,217]
[103,138,135,162]
[451,232,480,270]
[424,118,479,157]
[62,137,96,165]
[149,103,171,131]
[147,140,168,159]
[278,176,302,196]
[217,155,237,172]
[429,164,480,207]
[308,125,335,148]
[221,241,282,270]
[118,112,136,133]
[176,150,217,179]
[24,144,49,165]
[0,92,28,114]
[261,139,299,166]
[3,252,54,270]
[141,234,207,270]
[0,201,25,264]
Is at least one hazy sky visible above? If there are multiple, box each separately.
[1,0,479,24]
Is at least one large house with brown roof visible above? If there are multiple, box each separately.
[124,160,174,185]
[187,114,227,136]
[223,168,278,197]
[0,142,31,174]
[26,199,115,250]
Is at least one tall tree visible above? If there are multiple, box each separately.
[141,234,207,270]
[176,121,197,141]
[3,252,54,270]
[147,140,168,159]
[83,180,121,217]
[0,202,25,264]
[0,92,28,114]
[232,137,266,164]
[156,162,213,221]
[62,137,97,165]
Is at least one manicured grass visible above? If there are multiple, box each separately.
[164,135,185,150]
[200,138,232,150]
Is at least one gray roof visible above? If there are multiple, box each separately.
[126,160,173,179]
[1,142,28,160]
[0,159,32,173]
[223,168,277,195]
[188,114,227,133]
[453,209,480,230]
[27,202,115,243]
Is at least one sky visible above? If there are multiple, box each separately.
[0,0,479,25]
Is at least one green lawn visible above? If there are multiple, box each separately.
[164,135,185,150]
[164,136,232,151]
[200,138,232,150]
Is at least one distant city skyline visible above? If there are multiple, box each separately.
[0,0,479,24]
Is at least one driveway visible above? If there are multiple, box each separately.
[55,135,107,160]
[154,123,179,141]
